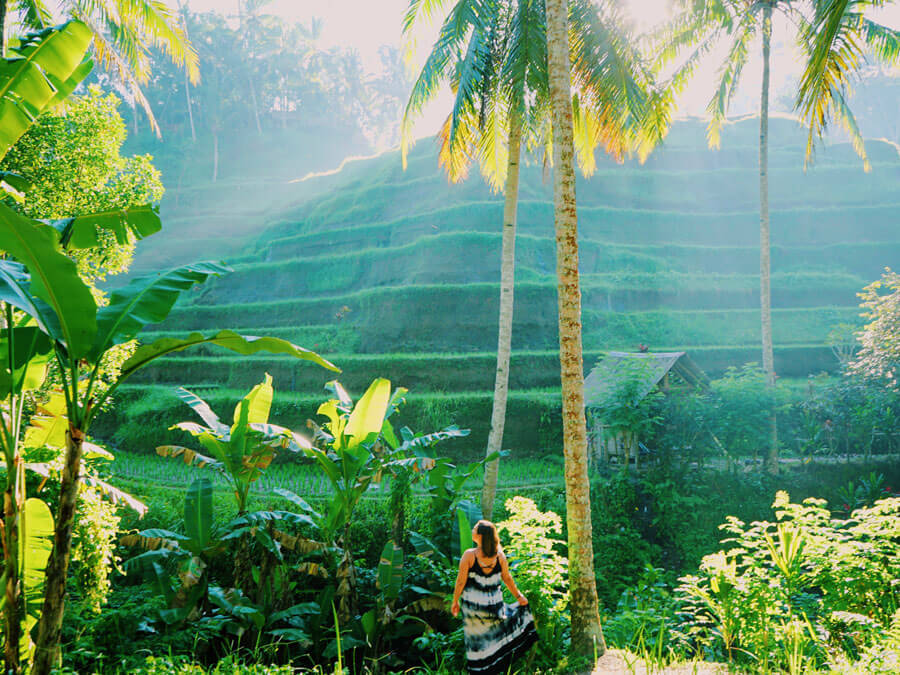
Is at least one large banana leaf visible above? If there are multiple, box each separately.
[19,498,54,660]
[344,378,391,448]
[175,387,228,435]
[377,540,404,602]
[50,204,162,250]
[234,373,273,426]
[0,324,52,398]
[119,330,339,383]
[88,262,231,363]
[45,57,93,108]
[184,478,213,554]
[23,387,67,449]
[0,205,97,358]
[0,21,93,161]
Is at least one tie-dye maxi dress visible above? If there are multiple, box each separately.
[460,556,538,675]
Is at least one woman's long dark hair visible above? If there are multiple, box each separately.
[476,520,498,557]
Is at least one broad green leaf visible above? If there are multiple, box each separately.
[175,387,227,435]
[0,21,93,161]
[0,324,52,397]
[344,378,391,447]
[316,400,346,441]
[361,609,377,641]
[324,380,353,411]
[235,373,273,426]
[23,388,67,449]
[377,540,404,602]
[80,473,147,516]
[184,478,213,552]
[456,507,472,562]
[19,497,53,659]
[45,56,93,108]
[89,262,231,363]
[120,330,339,382]
[273,488,322,520]
[51,203,161,250]
[248,423,312,451]
[156,444,222,471]
[0,205,97,357]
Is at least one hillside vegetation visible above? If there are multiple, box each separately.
[99,116,900,457]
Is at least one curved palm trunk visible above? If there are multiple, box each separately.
[544,0,604,661]
[759,6,778,475]
[481,104,523,520]
[33,428,84,675]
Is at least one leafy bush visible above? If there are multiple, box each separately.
[676,492,900,670]
[497,496,569,667]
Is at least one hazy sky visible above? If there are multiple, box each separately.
[188,0,900,141]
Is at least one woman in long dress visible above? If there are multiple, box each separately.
[451,520,538,674]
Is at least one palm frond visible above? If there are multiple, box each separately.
[794,0,896,169]
[706,14,756,148]
[401,0,482,167]
[12,0,53,29]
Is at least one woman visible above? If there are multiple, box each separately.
[451,520,538,674]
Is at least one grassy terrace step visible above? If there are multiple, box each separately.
[258,204,900,263]
[149,305,857,354]
[259,200,900,254]
[96,374,831,461]
[191,277,862,317]
[94,385,562,459]
[132,344,838,392]
[199,234,872,302]
[291,163,900,231]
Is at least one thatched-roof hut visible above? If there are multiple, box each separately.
[585,351,709,468]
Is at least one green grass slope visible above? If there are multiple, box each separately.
[101,116,900,458]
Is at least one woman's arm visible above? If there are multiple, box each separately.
[499,552,528,605]
[451,550,473,616]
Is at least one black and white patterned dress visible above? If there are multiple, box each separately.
[460,555,538,675]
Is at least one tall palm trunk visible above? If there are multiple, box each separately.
[33,428,85,675]
[481,104,523,520]
[759,5,778,474]
[544,0,604,661]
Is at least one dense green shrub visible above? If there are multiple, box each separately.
[676,492,900,670]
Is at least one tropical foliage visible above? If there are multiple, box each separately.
[0,1,897,674]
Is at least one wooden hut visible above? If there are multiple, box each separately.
[584,351,708,468]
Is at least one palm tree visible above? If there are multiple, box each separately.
[5,0,199,133]
[545,0,601,660]
[403,0,669,520]
[656,0,898,474]
[796,0,900,167]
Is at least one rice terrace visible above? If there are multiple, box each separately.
[0,1,898,674]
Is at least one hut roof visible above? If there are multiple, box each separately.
[584,351,709,407]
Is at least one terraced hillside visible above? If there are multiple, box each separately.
[97,116,900,459]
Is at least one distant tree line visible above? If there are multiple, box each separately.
[99,2,411,177]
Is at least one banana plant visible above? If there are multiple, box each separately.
[0,18,336,673]
[121,478,221,625]
[158,374,310,515]
[305,378,470,623]
[360,539,444,670]
[0,214,338,672]
[157,374,319,594]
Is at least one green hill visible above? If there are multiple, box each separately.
[96,115,900,459]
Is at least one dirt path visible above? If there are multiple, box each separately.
[590,649,727,675]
